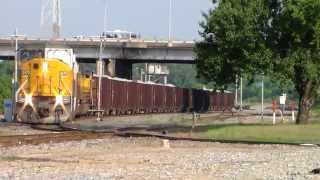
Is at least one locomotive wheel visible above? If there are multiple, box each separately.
[17,105,41,123]
[54,109,63,123]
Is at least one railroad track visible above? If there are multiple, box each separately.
[0,112,255,148]
[3,112,315,148]
[0,131,113,148]
[1,123,319,148]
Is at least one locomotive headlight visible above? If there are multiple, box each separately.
[25,94,33,106]
[42,61,48,73]
[55,95,64,105]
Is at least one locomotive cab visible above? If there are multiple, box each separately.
[16,48,79,124]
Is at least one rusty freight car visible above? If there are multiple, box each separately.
[90,75,234,117]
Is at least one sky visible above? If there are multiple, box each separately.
[0,0,213,40]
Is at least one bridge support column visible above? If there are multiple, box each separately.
[115,60,132,79]
[96,60,105,75]
[96,59,117,77]
[105,59,116,77]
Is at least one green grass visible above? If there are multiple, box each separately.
[199,104,320,144]
[202,122,320,144]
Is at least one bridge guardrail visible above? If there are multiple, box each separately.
[0,36,196,44]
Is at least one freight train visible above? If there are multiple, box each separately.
[15,48,234,124]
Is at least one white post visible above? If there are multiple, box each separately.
[235,75,238,106]
[240,77,243,111]
[168,0,173,41]
[283,94,286,114]
[273,111,276,125]
[292,110,295,122]
[261,74,264,120]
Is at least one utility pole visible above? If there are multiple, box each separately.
[103,0,108,32]
[168,0,173,41]
[14,29,19,95]
[240,77,243,111]
[97,39,104,121]
[261,74,264,120]
[11,29,19,121]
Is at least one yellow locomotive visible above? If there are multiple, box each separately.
[16,48,91,124]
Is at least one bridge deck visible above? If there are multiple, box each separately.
[0,37,196,63]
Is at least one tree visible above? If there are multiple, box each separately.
[196,0,272,89]
[195,0,320,124]
[0,61,13,111]
[167,64,204,89]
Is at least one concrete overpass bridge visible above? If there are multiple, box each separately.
[0,36,196,79]
[0,37,195,63]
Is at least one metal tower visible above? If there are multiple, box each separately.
[41,0,61,38]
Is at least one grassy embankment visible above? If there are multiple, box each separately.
[201,104,320,144]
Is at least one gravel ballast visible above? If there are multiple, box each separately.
[0,137,319,179]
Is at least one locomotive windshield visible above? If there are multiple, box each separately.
[19,49,44,60]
